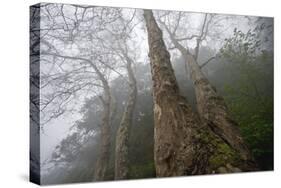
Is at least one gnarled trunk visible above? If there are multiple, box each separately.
[144,9,204,176]
[115,56,137,179]
[143,9,256,177]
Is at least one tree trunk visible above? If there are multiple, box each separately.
[186,54,255,162]
[94,85,111,181]
[143,9,257,177]
[115,55,138,179]
[90,61,112,181]
[162,22,257,169]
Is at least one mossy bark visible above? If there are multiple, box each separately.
[143,10,257,177]
[115,55,138,179]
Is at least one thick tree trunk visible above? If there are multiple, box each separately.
[162,23,257,169]
[143,10,256,177]
[144,9,208,176]
[115,56,137,179]
[185,54,255,162]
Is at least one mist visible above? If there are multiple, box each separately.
[30,3,273,184]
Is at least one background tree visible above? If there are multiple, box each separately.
[38,4,123,181]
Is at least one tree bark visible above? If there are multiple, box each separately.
[143,9,257,177]
[115,54,138,180]
[186,54,255,161]
[162,22,257,169]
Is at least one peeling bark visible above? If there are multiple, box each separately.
[144,9,207,176]
[115,55,138,179]
[143,10,257,177]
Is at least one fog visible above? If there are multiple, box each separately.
[30,2,273,184]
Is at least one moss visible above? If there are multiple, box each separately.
[209,142,239,169]
[199,130,240,170]
[128,162,156,179]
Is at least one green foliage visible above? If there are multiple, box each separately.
[127,91,155,179]
[219,26,273,170]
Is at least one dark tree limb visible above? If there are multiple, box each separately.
[200,56,216,69]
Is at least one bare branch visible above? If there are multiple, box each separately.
[194,14,208,60]
[176,34,200,41]
[41,52,125,79]
[172,12,182,34]
[199,56,216,69]
[158,18,191,55]
[60,5,70,31]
